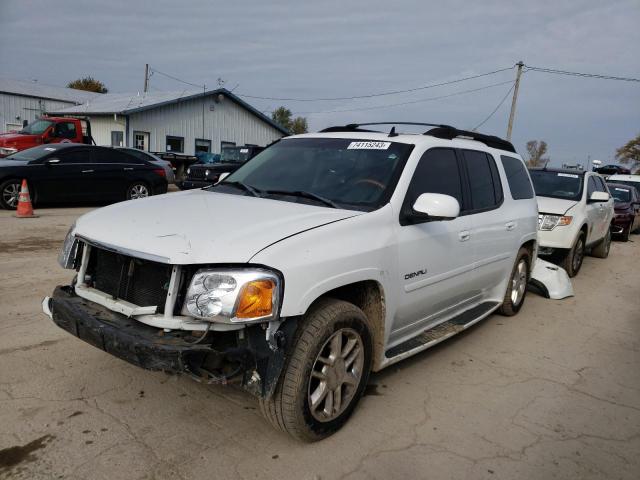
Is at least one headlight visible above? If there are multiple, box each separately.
[538,214,572,231]
[186,168,191,175]
[182,268,281,323]
[0,147,18,156]
[57,223,79,269]
[205,169,211,176]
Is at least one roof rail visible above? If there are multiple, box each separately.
[424,126,516,153]
[320,121,453,134]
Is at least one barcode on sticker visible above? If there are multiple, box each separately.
[240,148,249,153]
[347,141,391,150]
[557,173,578,178]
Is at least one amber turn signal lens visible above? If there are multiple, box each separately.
[236,279,275,319]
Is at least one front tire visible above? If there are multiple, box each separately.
[259,298,372,442]
[0,179,22,210]
[560,232,585,277]
[499,247,530,316]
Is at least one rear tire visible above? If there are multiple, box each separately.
[126,181,151,200]
[560,232,585,277]
[591,229,611,258]
[259,298,372,442]
[499,247,530,316]
[0,179,21,210]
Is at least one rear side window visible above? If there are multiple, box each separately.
[94,149,144,164]
[500,156,534,200]
[404,148,463,208]
[462,150,502,211]
[57,149,91,164]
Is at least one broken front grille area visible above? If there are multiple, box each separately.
[86,247,173,312]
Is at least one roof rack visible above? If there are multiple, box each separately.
[319,122,516,152]
[424,126,516,153]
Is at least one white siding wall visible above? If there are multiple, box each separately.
[128,95,284,154]
[87,115,126,146]
[0,93,76,131]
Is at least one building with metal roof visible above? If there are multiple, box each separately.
[0,77,100,132]
[47,88,289,155]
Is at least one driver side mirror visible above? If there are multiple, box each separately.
[403,193,460,225]
[589,191,609,203]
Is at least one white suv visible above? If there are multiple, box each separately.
[44,123,538,441]
[530,168,614,277]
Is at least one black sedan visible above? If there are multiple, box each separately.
[0,144,168,209]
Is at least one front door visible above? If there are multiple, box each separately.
[585,176,601,243]
[36,148,94,202]
[391,148,476,344]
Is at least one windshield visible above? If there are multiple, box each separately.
[4,146,50,161]
[609,186,631,202]
[608,180,640,192]
[529,170,583,201]
[220,147,251,164]
[19,120,54,135]
[213,137,413,211]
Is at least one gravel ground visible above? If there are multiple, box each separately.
[0,204,638,480]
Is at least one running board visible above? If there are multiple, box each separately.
[384,301,500,365]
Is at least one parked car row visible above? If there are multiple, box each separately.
[37,122,635,442]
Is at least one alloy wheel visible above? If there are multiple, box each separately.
[2,182,20,208]
[308,328,365,422]
[572,238,584,272]
[510,259,528,306]
[129,184,149,199]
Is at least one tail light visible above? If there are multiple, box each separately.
[153,168,166,177]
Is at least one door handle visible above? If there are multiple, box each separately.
[505,221,516,231]
[81,169,94,173]
[458,230,471,242]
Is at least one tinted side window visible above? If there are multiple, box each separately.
[594,176,608,192]
[405,148,463,207]
[95,149,144,164]
[56,122,77,139]
[500,155,534,200]
[57,149,91,164]
[463,150,500,210]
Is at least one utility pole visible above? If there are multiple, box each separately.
[143,64,149,93]
[506,61,524,141]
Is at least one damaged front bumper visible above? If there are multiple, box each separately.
[43,286,295,397]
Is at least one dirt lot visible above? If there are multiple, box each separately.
[1,205,639,480]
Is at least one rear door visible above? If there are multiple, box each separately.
[594,176,614,239]
[91,147,130,200]
[460,149,513,295]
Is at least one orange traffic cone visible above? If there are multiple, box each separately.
[15,179,38,218]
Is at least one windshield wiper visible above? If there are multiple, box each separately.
[264,190,340,209]
[222,181,262,197]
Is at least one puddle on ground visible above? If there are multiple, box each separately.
[0,434,55,472]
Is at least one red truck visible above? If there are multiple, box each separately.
[0,117,93,157]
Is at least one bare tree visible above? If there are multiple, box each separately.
[615,133,640,173]
[526,140,550,167]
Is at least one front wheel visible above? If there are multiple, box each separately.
[499,247,530,316]
[0,179,22,210]
[560,232,585,277]
[259,298,372,442]
[126,181,151,200]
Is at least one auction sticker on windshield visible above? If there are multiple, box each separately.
[557,173,579,178]
[347,141,391,150]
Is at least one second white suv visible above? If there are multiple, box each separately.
[45,123,538,441]
[530,168,614,277]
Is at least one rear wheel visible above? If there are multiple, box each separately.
[259,298,372,442]
[126,181,151,200]
[0,179,21,210]
[591,229,611,258]
[560,232,585,277]
[499,247,530,316]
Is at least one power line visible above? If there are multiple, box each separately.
[524,65,640,83]
[288,80,515,115]
[472,82,516,131]
[236,66,515,102]
[149,67,205,89]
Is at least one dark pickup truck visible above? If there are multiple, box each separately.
[181,146,263,189]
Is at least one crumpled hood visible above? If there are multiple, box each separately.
[536,196,578,215]
[74,189,362,264]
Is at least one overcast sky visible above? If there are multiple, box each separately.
[1,0,638,165]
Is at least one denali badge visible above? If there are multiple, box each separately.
[404,269,427,280]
